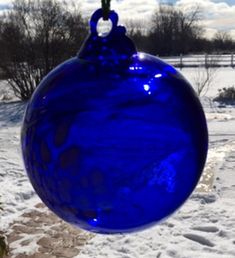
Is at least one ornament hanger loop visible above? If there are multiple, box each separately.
[90,8,118,36]
[101,0,111,20]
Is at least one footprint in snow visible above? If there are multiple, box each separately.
[191,226,219,233]
[191,193,217,204]
[183,233,215,247]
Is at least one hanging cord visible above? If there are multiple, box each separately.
[102,0,111,20]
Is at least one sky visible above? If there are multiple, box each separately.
[0,0,235,39]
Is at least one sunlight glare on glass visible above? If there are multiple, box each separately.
[154,73,162,78]
[129,66,143,71]
[90,218,98,225]
[139,53,145,59]
[144,84,150,91]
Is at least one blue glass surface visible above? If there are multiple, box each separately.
[21,9,208,233]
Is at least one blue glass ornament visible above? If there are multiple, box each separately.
[21,9,208,234]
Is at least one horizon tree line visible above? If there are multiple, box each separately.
[0,0,234,100]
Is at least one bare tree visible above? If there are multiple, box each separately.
[0,0,88,100]
[193,56,218,96]
[125,19,148,38]
[213,31,234,52]
[150,4,203,55]
[124,19,151,52]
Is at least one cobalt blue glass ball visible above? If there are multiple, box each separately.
[21,9,208,233]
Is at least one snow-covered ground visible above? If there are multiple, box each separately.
[181,67,235,97]
[0,66,235,258]
[77,100,235,258]
[0,101,40,231]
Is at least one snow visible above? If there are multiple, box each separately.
[179,67,235,97]
[10,232,41,256]
[76,135,235,258]
[0,100,41,231]
[0,80,18,103]
[0,66,235,258]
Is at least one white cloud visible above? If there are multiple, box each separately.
[230,29,235,38]
[0,0,158,22]
[176,0,235,38]
[79,0,158,22]
[0,0,234,39]
[79,0,235,39]
[0,0,10,4]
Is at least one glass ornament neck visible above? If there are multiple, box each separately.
[78,9,137,67]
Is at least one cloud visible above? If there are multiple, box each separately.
[0,3,10,10]
[0,0,234,38]
[81,0,235,38]
[0,0,159,21]
[79,0,158,22]
[176,0,235,38]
